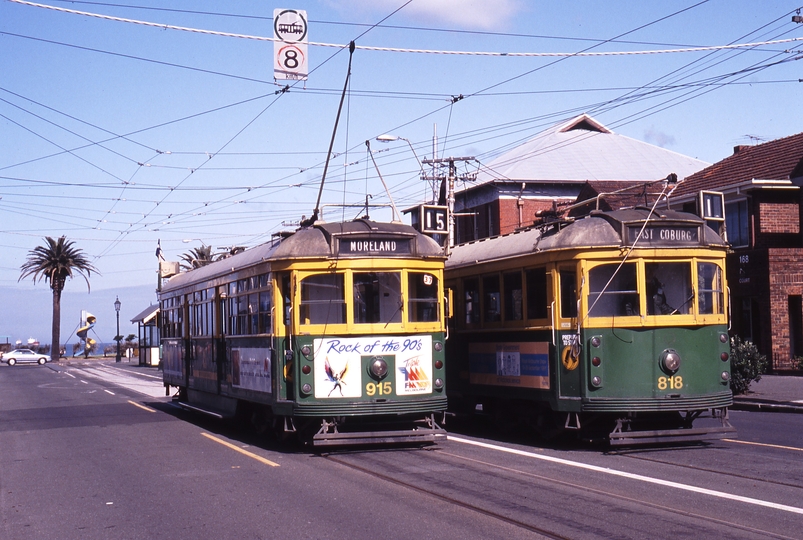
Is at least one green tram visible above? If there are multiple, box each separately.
[160,219,448,446]
[445,207,736,445]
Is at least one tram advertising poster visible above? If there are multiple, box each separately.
[231,347,272,393]
[468,342,550,389]
[313,335,434,398]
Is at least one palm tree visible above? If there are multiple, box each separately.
[19,236,99,362]
[179,245,215,271]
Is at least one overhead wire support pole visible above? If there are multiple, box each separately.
[422,156,475,255]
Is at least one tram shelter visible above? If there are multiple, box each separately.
[130,304,160,367]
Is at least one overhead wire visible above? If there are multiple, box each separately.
[2,0,801,264]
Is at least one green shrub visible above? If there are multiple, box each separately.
[729,336,768,395]
[795,356,803,370]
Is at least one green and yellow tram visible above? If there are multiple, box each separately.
[445,207,735,445]
[160,219,448,446]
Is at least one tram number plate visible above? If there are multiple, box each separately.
[366,381,393,396]
[657,376,683,390]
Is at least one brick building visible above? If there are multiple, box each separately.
[453,114,709,242]
[669,132,803,370]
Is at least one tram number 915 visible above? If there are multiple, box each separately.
[657,376,684,390]
[366,382,393,396]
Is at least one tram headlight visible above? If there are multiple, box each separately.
[301,383,312,395]
[434,378,444,390]
[719,333,728,343]
[591,376,602,387]
[659,349,681,374]
[591,336,601,348]
[434,341,443,352]
[301,345,311,358]
[721,371,731,383]
[368,356,389,380]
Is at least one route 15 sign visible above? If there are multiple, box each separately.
[274,9,308,80]
[420,205,449,235]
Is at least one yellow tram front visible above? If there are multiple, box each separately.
[277,222,448,445]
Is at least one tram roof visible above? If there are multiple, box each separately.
[161,219,444,293]
[447,207,726,269]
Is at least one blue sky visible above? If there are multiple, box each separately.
[2,0,802,344]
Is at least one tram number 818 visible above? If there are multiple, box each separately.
[657,376,683,390]
[366,382,393,396]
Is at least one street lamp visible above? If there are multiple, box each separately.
[376,134,423,173]
[114,296,121,363]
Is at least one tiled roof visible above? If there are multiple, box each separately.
[568,180,667,216]
[468,114,709,190]
[672,132,803,197]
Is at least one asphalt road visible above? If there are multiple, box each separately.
[2,361,802,540]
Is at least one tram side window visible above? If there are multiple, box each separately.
[588,263,639,317]
[483,275,501,322]
[559,270,577,319]
[258,287,272,333]
[464,278,480,324]
[161,296,183,338]
[503,271,523,321]
[525,268,548,319]
[697,262,723,315]
[645,262,693,315]
[408,272,440,323]
[300,273,346,325]
[353,272,402,324]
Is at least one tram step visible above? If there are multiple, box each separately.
[312,427,447,447]
[609,425,737,446]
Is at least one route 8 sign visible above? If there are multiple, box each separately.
[274,9,308,80]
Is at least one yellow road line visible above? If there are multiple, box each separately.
[723,438,803,453]
[201,432,280,467]
[127,400,156,413]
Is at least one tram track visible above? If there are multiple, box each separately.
[322,447,570,540]
[322,443,798,540]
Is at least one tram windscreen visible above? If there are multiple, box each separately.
[645,262,693,315]
[353,272,402,324]
[408,272,440,323]
[300,273,346,325]
[587,263,639,317]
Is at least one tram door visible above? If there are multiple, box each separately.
[557,267,581,399]
[276,273,294,401]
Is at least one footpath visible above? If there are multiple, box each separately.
[731,374,803,413]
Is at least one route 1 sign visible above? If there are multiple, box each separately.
[420,205,449,235]
[274,9,308,80]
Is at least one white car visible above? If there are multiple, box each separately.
[1,349,50,366]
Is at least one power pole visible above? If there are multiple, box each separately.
[421,156,476,255]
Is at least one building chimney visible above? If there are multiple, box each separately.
[733,145,750,155]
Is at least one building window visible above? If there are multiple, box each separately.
[725,200,749,247]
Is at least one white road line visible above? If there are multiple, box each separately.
[100,365,163,380]
[104,389,115,395]
[71,366,165,398]
[448,435,803,516]
[64,372,76,378]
